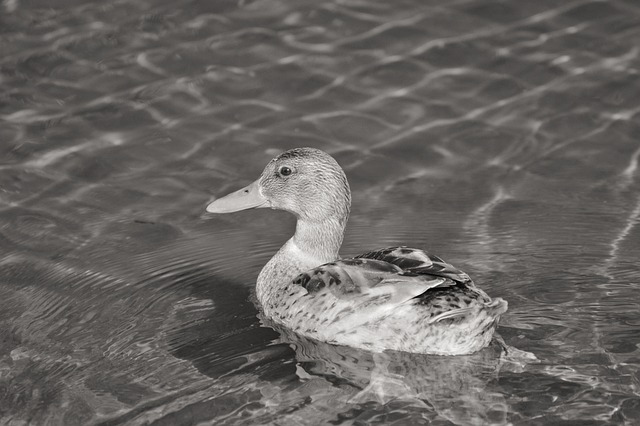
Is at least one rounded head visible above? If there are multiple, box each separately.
[207,147,351,223]
[261,147,351,222]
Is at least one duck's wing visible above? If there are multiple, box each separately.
[292,257,453,308]
[354,246,473,285]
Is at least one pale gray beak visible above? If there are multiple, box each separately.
[206,179,268,213]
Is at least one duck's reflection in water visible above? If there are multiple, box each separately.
[264,319,510,426]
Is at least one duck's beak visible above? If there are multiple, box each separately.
[206,179,268,213]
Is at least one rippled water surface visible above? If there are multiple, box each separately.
[2,0,640,424]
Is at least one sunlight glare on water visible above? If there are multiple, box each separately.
[1,0,640,424]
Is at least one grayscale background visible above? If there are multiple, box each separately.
[1,0,639,424]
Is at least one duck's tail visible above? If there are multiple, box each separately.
[416,296,508,355]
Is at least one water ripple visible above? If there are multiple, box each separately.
[2,0,640,424]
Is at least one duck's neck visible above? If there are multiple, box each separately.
[256,217,346,307]
[292,218,345,263]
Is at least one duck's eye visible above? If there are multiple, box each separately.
[279,166,292,176]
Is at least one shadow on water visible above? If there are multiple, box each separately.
[165,272,292,380]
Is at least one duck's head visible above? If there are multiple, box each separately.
[206,147,351,223]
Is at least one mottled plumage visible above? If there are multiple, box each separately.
[206,148,507,355]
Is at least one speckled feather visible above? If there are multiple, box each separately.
[261,246,507,355]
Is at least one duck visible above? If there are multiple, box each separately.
[206,147,507,355]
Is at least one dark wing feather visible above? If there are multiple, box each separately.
[355,246,473,285]
[355,246,492,314]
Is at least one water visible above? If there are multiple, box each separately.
[1,0,640,424]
